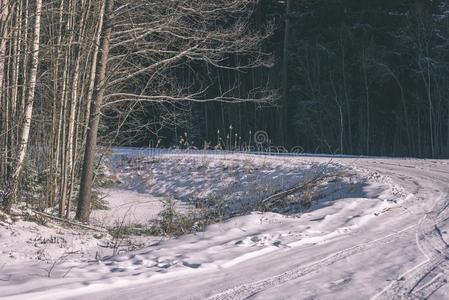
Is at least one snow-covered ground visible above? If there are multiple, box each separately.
[1,152,448,299]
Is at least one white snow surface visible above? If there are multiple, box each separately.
[1,153,449,300]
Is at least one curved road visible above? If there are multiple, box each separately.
[4,157,449,300]
[86,158,449,300]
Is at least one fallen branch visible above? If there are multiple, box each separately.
[31,210,107,232]
[261,167,340,208]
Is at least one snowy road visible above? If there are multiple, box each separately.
[2,156,449,300]
[206,159,449,300]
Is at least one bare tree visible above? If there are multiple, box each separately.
[76,0,112,222]
[3,0,42,212]
[76,0,274,222]
[0,0,273,219]
[280,0,291,145]
[0,0,10,182]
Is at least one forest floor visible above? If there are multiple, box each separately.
[1,152,449,299]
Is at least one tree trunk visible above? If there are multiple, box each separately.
[279,0,291,145]
[0,0,8,96]
[66,0,90,218]
[76,0,112,222]
[3,0,42,212]
[362,47,370,155]
[0,0,9,182]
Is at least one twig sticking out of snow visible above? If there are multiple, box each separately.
[0,210,13,225]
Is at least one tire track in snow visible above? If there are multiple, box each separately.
[370,162,449,300]
[373,196,449,300]
[208,224,415,300]
[210,161,449,300]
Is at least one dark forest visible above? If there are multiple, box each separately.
[109,0,449,158]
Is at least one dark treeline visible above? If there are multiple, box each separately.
[114,0,449,158]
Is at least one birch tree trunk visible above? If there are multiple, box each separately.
[0,0,9,182]
[65,0,90,218]
[3,0,42,212]
[0,0,8,98]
